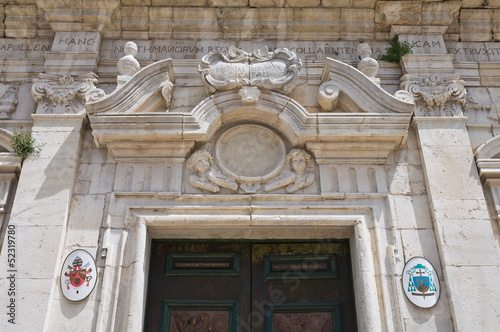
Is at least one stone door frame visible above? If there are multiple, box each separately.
[95,193,385,332]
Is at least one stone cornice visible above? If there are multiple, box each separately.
[89,89,412,163]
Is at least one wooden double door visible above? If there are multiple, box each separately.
[145,241,357,331]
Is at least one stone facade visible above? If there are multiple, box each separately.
[0,1,500,331]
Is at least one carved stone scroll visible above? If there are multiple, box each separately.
[32,72,104,114]
[199,46,302,97]
[318,81,339,112]
[401,74,466,117]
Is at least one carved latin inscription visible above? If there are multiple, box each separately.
[199,46,302,97]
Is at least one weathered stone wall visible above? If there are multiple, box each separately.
[0,1,499,331]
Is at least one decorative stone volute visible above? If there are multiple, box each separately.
[199,46,302,99]
[32,72,104,114]
[117,42,141,87]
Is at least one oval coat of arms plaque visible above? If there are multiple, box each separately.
[402,257,440,308]
[60,249,97,301]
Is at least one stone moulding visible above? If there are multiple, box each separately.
[88,89,412,164]
[85,58,175,114]
[199,46,302,97]
[320,58,414,113]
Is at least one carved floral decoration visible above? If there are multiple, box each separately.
[32,73,105,114]
[401,74,466,117]
[199,46,302,101]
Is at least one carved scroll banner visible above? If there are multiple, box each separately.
[199,46,302,98]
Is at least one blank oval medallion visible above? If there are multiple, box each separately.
[216,124,286,182]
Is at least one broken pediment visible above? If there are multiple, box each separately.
[319,57,414,114]
[86,48,413,164]
[85,57,175,115]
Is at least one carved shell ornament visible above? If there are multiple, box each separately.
[198,46,302,101]
[186,125,317,194]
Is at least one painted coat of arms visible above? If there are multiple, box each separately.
[60,249,97,301]
[402,257,440,308]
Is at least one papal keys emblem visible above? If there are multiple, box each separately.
[402,257,440,308]
[60,249,97,301]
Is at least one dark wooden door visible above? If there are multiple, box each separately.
[145,241,356,332]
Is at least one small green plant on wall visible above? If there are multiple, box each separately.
[378,36,413,63]
[10,130,44,162]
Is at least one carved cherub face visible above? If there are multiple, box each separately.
[286,149,313,174]
[291,154,307,173]
[188,151,213,174]
[194,155,210,173]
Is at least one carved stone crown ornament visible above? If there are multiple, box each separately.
[401,73,466,117]
[199,46,302,102]
[32,73,105,114]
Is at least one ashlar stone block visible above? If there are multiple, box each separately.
[210,0,249,6]
[494,9,500,41]
[0,278,52,331]
[286,0,320,6]
[322,0,353,7]
[460,9,493,42]
[445,265,500,330]
[340,9,375,39]
[4,4,37,38]
[386,164,411,195]
[400,229,441,271]
[250,0,285,6]
[419,145,485,200]
[436,218,500,266]
[149,7,173,39]
[391,194,433,229]
[121,6,149,31]
[65,195,106,247]
[48,299,100,332]
[13,225,64,278]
